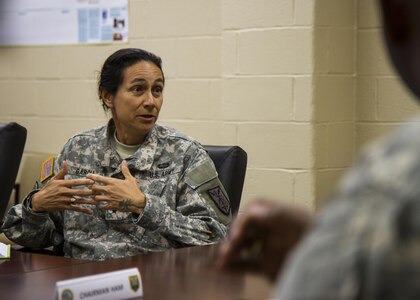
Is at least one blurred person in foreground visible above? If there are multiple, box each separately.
[2,48,231,260]
[219,0,420,298]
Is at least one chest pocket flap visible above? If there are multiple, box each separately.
[141,178,167,197]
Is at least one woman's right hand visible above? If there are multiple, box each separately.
[31,161,95,214]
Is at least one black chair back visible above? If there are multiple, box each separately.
[204,145,247,216]
[0,122,27,224]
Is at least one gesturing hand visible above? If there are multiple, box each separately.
[87,160,146,214]
[217,200,313,281]
[32,161,95,215]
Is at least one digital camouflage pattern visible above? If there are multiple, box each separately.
[2,121,231,260]
[273,120,420,300]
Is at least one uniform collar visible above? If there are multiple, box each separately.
[99,119,158,171]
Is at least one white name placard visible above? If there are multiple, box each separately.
[0,242,11,259]
[56,267,142,300]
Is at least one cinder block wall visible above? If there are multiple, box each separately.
[313,0,420,207]
[0,0,316,211]
[1,0,418,213]
[313,0,356,207]
[218,0,315,208]
[356,0,419,149]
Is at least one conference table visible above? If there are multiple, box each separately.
[0,244,273,299]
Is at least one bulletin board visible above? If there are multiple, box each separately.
[0,0,128,46]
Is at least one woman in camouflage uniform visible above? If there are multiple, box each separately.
[2,48,231,260]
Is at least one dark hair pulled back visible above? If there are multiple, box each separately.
[98,48,164,110]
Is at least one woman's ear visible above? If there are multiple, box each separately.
[100,91,114,109]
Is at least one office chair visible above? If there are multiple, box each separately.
[0,122,27,226]
[204,145,247,216]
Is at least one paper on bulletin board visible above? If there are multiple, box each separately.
[0,0,128,46]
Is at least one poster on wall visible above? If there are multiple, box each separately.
[0,0,128,46]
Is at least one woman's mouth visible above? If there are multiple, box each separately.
[137,114,156,123]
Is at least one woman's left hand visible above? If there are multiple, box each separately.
[87,160,146,214]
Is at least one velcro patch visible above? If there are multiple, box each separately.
[208,187,230,215]
[40,156,55,183]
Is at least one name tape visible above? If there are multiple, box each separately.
[56,267,142,300]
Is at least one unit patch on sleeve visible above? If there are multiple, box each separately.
[40,156,55,183]
[208,187,230,215]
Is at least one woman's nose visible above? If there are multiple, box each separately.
[143,90,155,106]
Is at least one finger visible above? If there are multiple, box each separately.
[81,199,97,206]
[86,173,112,184]
[58,186,94,198]
[99,206,112,211]
[221,210,267,267]
[68,196,77,205]
[97,202,113,210]
[219,218,252,267]
[217,242,230,267]
[90,183,108,194]
[91,195,115,210]
[63,178,95,187]
[71,188,95,197]
[67,205,93,215]
[121,160,132,179]
[92,194,110,202]
[71,195,97,206]
[54,160,68,180]
[218,238,260,270]
[229,212,255,242]
[228,202,266,241]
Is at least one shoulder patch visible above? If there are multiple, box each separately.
[40,156,55,183]
[208,187,230,215]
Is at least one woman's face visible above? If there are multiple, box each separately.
[104,61,164,144]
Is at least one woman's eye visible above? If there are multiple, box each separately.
[153,86,163,95]
[132,86,144,93]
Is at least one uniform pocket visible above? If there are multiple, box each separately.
[140,178,167,197]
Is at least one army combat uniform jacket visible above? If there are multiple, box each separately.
[2,121,231,260]
[274,119,420,299]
